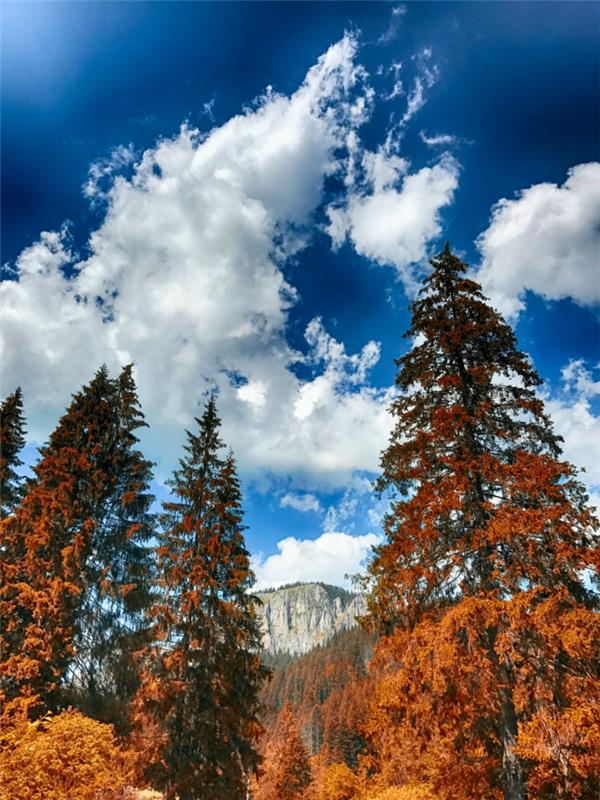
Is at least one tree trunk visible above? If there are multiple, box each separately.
[499,688,527,800]
[486,626,527,800]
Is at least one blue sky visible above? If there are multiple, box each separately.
[2,2,599,588]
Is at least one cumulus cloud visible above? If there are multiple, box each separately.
[545,359,600,488]
[325,46,457,286]
[280,492,322,513]
[252,531,382,590]
[1,33,404,487]
[476,162,600,318]
[327,152,459,287]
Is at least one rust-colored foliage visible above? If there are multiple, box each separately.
[314,760,437,800]
[133,397,267,800]
[317,761,362,800]
[364,246,599,799]
[0,374,104,718]
[0,708,132,800]
[365,787,438,800]
[367,593,599,799]
[255,703,313,800]
[0,366,154,726]
[261,626,375,768]
[65,364,155,732]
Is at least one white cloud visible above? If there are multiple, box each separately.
[420,130,461,148]
[325,46,458,285]
[1,33,401,487]
[476,162,600,318]
[323,492,359,533]
[545,360,600,488]
[237,380,267,408]
[399,48,439,126]
[377,5,407,46]
[252,531,382,590]
[293,318,382,422]
[382,60,404,101]
[280,492,322,513]
[202,97,216,123]
[325,46,457,285]
[83,143,136,206]
[327,153,459,285]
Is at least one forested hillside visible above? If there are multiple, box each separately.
[260,626,376,763]
[1,247,598,800]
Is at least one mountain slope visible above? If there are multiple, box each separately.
[259,625,376,767]
[255,582,367,655]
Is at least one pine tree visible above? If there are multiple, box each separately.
[255,703,312,800]
[1,369,115,719]
[0,366,155,725]
[0,387,27,518]
[134,397,267,800]
[365,246,599,800]
[66,364,155,730]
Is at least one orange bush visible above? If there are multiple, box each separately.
[0,708,133,800]
[365,787,437,800]
[318,761,361,800]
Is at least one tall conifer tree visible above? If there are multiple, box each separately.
[0,387,27,518]
[0,366,154,724]
[365,246,599,799]
[134,397,267,800]
[67,364,155,728]
[1,369,115,719]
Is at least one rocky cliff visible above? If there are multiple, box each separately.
[255,582,367,655]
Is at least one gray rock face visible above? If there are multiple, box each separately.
[255,582,367,655]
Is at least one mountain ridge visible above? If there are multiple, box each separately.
[255,581,367,655]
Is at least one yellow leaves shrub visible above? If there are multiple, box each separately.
[318,761,361,800]
[0,708,133,800]
[365,786,437,800]
[315,761,437,800]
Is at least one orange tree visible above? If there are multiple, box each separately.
[65,364,155,731]
[255,703,313,800]
[133,397,267,800]
[0,366,154,726]
[365,246,599,800]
